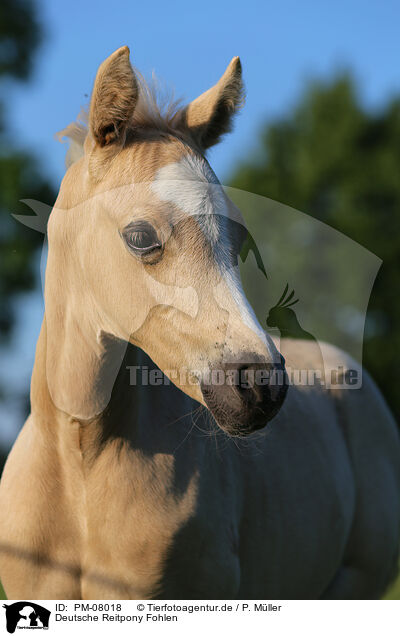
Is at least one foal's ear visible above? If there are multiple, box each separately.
[89,46,138,148]
[175,57,244,151]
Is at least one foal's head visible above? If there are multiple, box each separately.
[46,47,287,436]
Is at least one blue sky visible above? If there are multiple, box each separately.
[1,0,400,445]
[7,0,400,187]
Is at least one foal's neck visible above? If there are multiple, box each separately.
[31,319,205,459]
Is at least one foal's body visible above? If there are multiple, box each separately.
[1,327,398,599]
[0,47,399,599]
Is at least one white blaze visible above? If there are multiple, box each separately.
[152,155,275,357]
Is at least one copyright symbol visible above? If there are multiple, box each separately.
[137,604,145,611]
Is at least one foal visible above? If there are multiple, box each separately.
[0,47,399,599]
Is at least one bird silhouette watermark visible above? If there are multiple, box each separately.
[266,283,325,385]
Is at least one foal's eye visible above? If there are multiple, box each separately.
[122,221,162,256]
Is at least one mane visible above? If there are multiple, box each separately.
[56,70,183,169]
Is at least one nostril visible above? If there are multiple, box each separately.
[234,366,264,405]
[235,362,288,405]
[239,367,254,388]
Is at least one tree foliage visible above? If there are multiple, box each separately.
[0,0,42,79]
[230,75,400,420]
[0,0,55,339]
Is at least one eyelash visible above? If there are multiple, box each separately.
[122,223,162,256]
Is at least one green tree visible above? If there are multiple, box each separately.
[230,75,400,422]
[0,0,55,340]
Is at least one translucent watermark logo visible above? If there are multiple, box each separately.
[126,364,361,389]
[12,180,379,419]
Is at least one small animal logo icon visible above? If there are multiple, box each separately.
[3,602,50,633]
[266,284,325,384]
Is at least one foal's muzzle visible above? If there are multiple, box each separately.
[200,358,288,436]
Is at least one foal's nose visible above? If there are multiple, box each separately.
[201,358,288,436]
